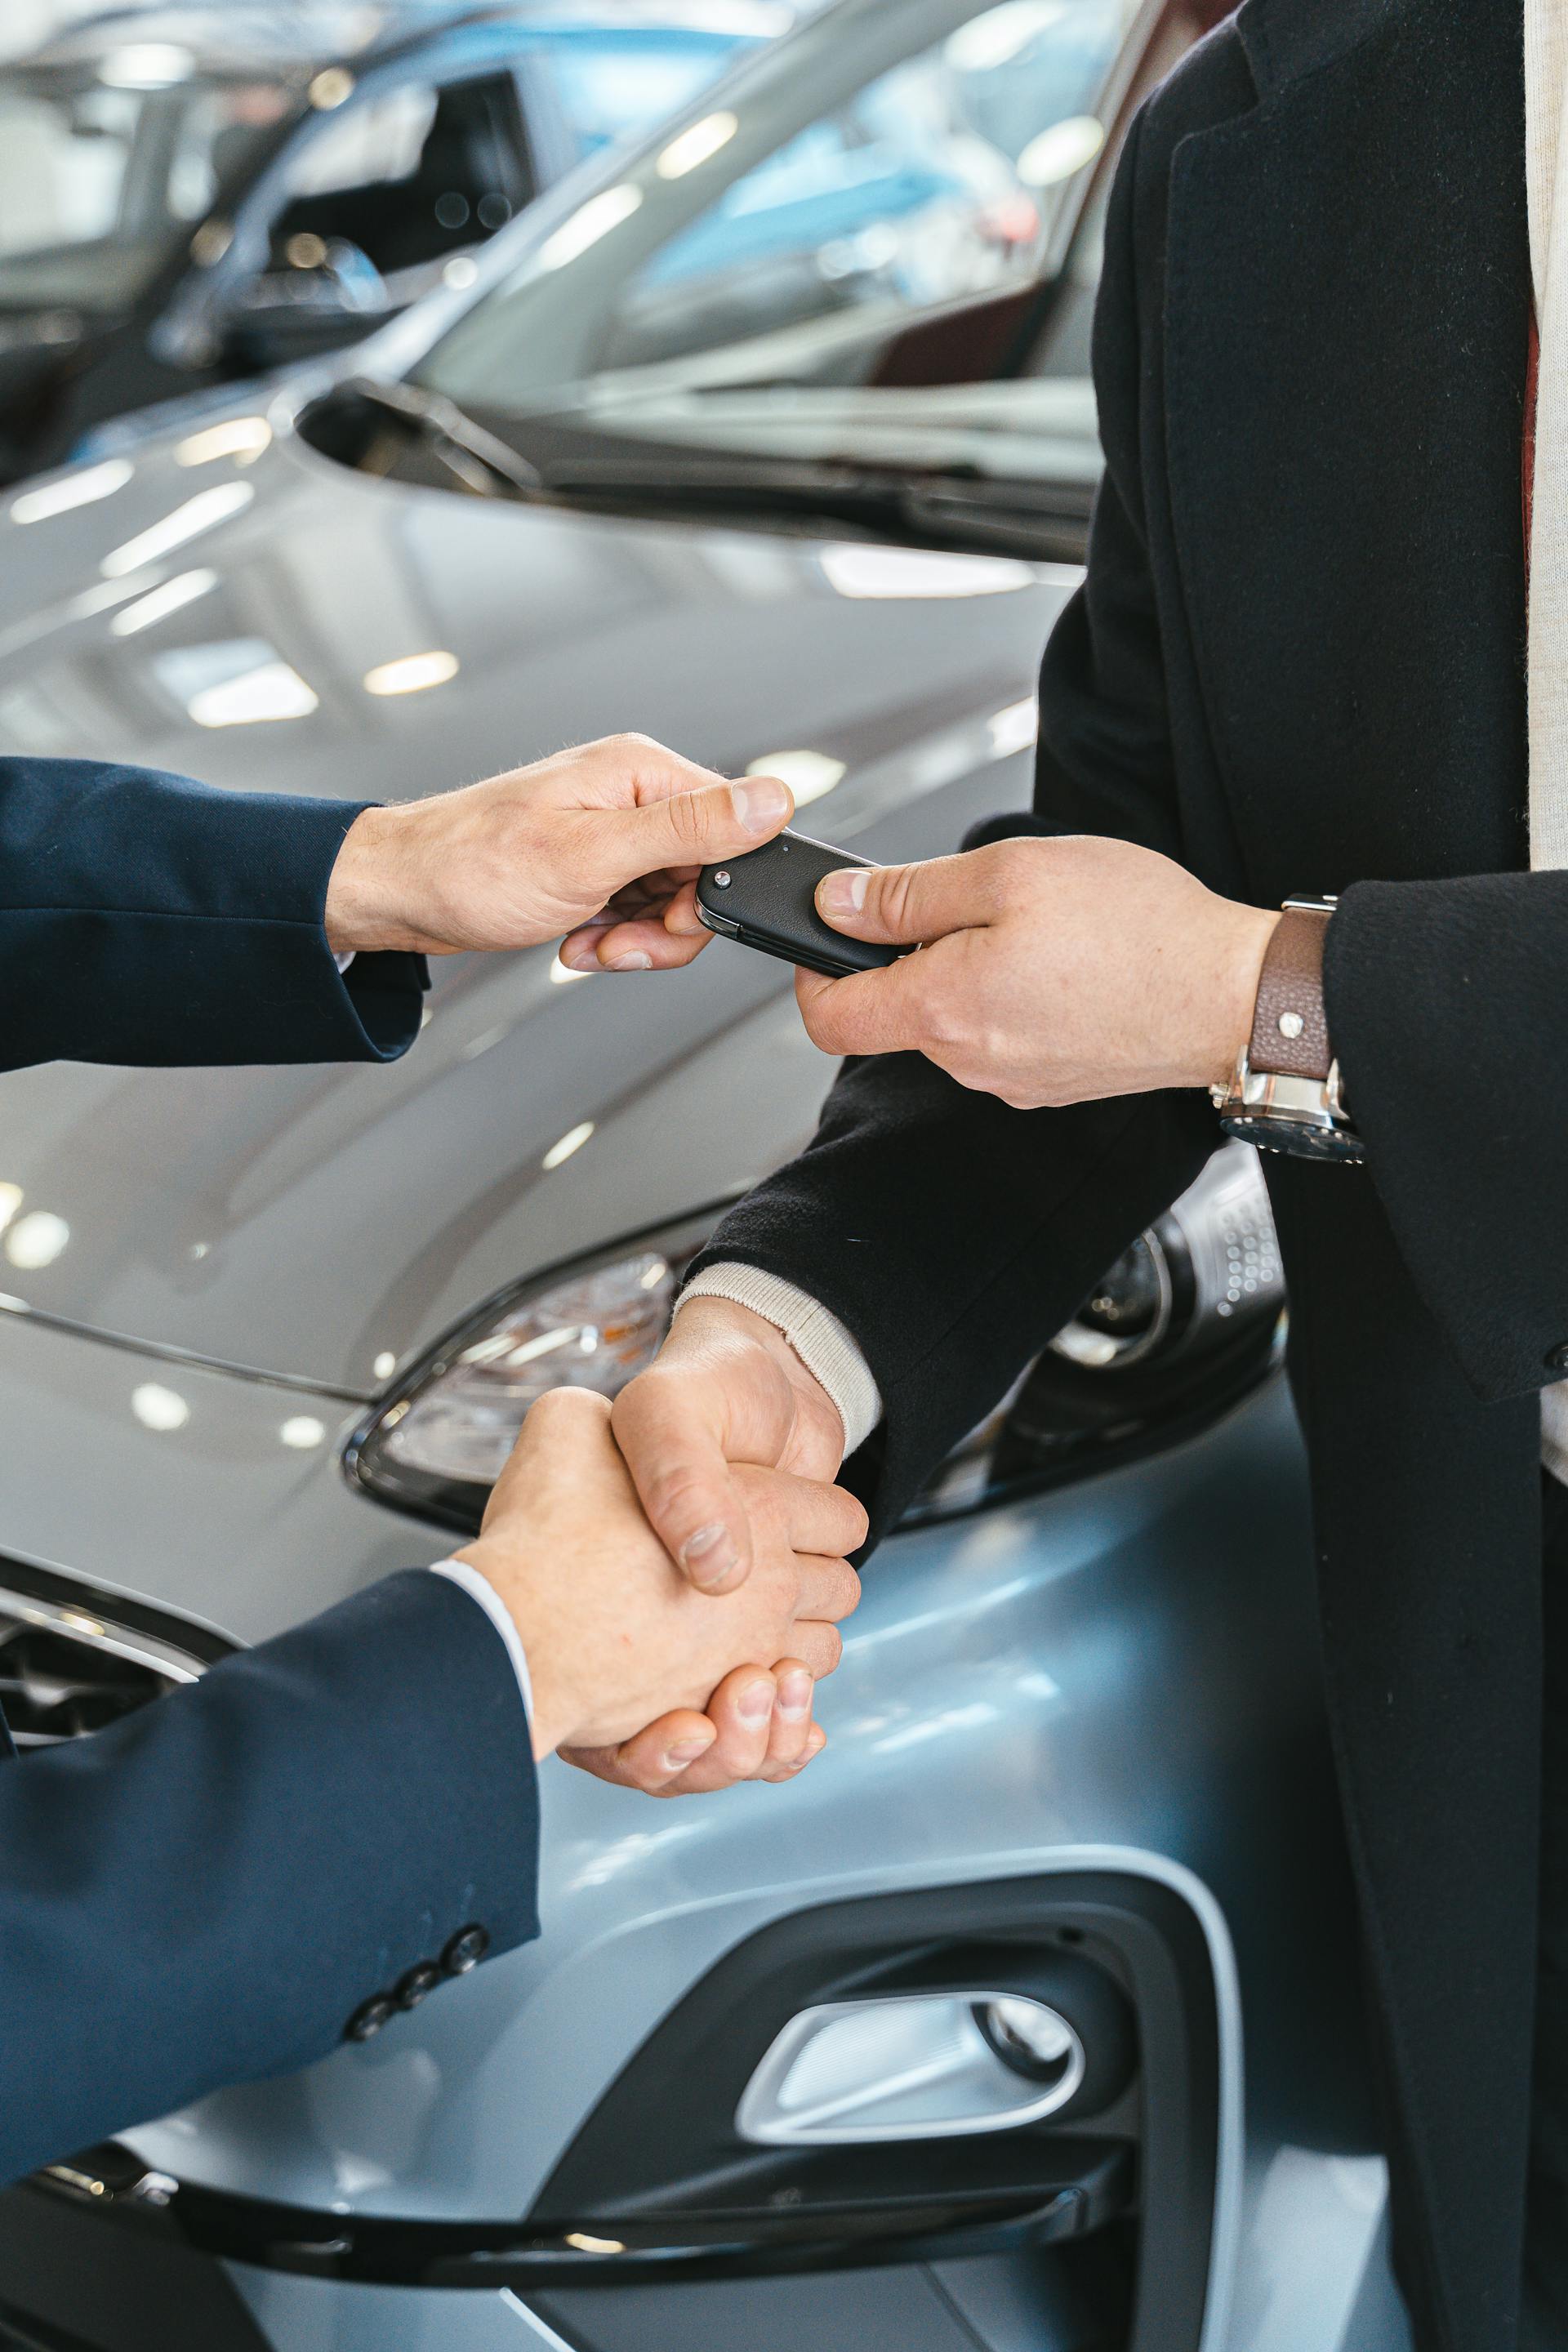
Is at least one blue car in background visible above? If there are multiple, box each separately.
[0,0,789,484]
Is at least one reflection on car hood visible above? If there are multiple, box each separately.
[0,408,1076,1388]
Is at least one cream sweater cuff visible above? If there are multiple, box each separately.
[678,1265,884,1456]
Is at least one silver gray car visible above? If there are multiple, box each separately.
[0,5,1409,2349]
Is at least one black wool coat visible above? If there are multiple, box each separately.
[691,3,1550,2345]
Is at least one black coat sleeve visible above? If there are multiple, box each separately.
[0,757,426,1070]
[0,1570,540,2187]
[1325,873,1568,1401]
[684,105,1217,1542]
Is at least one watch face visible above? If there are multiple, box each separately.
[1218,1112,1364,1165]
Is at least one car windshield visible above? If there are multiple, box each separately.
[524,24,775,166]
[415,0,1138,519]
[0,54,296,313]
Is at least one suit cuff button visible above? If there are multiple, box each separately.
[442,1923,490,1976]
[395,1962,443,2011]
[1548,1344,1568,1375]
[345,1994,394,2043]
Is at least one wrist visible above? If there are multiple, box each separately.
[1202,903,1281,1091]
[324,805,421,956]
[452,1542,580,1760]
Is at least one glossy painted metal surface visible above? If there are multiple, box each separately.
[0,408,1071,1391]
[0,1296,1402,2345]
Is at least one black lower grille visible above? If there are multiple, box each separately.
[0,1560,225,1751]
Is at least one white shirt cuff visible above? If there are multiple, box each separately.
[333,951,355,974]
[679,1264,883,1455]
[428,1559,533,1726]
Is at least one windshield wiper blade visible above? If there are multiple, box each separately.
[539,454,1089,557]
[335,376,543,501]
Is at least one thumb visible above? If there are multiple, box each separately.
[815,851,988,947]
[616,773,795,877]
[612,1360,758,1594]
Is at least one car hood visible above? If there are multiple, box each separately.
[0,405,1076,1391]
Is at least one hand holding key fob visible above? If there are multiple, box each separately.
[696,831,902,981]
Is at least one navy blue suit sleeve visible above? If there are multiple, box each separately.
[0,757,426,1069]
[0,1570,540,2186]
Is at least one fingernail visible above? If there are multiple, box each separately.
[564,946,601,972]
[777,1670,813,1720]
[738,1679,775,1726]
[731,777,791,834]
[817,868,867,918]
[608,951,653,973]
[681,1523,736,1588]
[664,1734,713,1769]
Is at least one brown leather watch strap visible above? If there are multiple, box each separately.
[1248,904,1333,1081]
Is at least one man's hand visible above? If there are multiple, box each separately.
[324,735,791,967]
[457,1387,862,1768]
[612,1298,846,1595]
[799,835,1279,1107]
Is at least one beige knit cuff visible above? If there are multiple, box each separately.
[678,1264,884,1456]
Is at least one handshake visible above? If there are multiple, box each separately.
[327,728,1282,1794]
[327,732,866,1797]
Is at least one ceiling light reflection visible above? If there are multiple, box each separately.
[11,461,132,527]
[947,1,1067,73]
[109,569,217,636]
[280,1416,326,1450]
[0,1183,20,1234]
[131,1383,189,1433]
[988,698,1039,758]
[746,749,845,807]
[175,416,272,467]
[100,483,254,578]
[819,545,1035,600]
[657,111,739,180]
[539,184,643,272]
[363,649,459,697]
[187,662,318,728]
[1018,114,1106,189]
[541,1120,595,1172]
[100,43,194,88]
[5,1211,67,1270]
[310,67,355,109]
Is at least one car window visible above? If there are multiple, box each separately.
[265,71,529,283]
[421,0,1136,499]
[597,5,1120,372]
[283,83,439,199]
[526,31,759,163]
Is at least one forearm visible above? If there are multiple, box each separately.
[0,1571,538,2185]
[0,758,423,1070]
[685,1054,1215,1540]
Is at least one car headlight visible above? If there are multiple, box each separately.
[346,1214,715,1534]
[347,1147,1284,1536]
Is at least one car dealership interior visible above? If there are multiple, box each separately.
[0,5,1517,2351]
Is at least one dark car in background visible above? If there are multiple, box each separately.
[0,0,788,483]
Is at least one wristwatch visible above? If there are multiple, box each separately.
[1210,897,1365,1163]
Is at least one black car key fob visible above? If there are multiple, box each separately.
[696,830,902,980]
